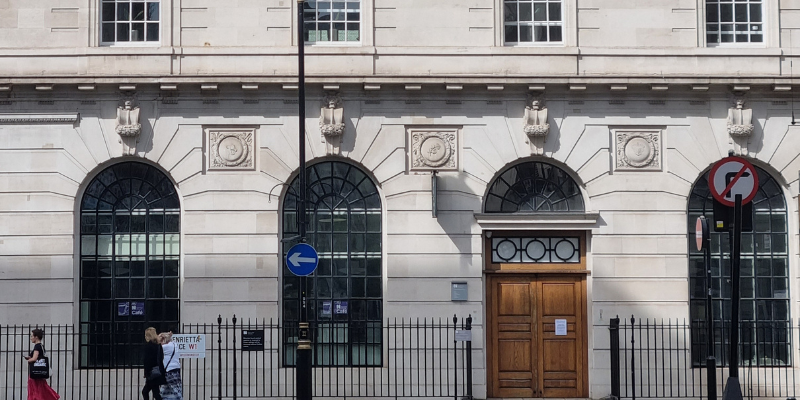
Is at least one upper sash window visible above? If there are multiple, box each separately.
[100,0,161,45]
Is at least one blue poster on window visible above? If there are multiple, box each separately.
[334,301,348,314]
[131,302,145,316]
[321,301,332,317]
[118,302,130,316]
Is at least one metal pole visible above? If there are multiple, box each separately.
[701,215,718,400]
[218,315,222,400]
[722,195,744,400]
[702,216,713,358]
[630,316,636,400]
[296,1,312,400]
[729,194,742,379]
[452,314,458,400]
[707,356,717,400]
[233,315,238,400]
[610,317,621,399]
[465,314,473,400]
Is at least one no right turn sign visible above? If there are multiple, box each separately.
[708,156,759,207]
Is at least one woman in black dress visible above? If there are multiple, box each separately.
[141,327,166,400]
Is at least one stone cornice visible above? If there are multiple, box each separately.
[0,114,80,124]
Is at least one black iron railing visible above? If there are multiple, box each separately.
[1,315,474,400]
[607,316,798,399]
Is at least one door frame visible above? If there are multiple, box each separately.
[484,230,590,398]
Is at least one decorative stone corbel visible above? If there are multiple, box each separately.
[115,100,142,156]
[320,93,345,155]
[727,97,754,155]
[523,94,550,155]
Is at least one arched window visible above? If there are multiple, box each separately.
[79,162,180,367]
[484,161,584,213]
[688,165,790,366]
[282,161,382,366]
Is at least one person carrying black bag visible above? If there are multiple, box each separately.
[24,329,60,400]
[141,327,166,400]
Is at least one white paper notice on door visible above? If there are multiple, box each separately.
[555,319,568,336]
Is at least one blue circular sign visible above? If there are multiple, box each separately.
[285,243,319,276]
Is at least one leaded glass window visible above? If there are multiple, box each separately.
[688,165,790,366]
[504,0,563,43]
[100,0,160,44]
[492,237,580,263]
[706,0,763,44]
[484,161,584,213]
[282,161,382,367]
[303,0,361,43]
[80,162,180,367]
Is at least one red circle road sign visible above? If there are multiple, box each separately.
[708,156,759,207]
[695,216,708,251]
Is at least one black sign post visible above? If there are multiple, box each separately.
[707,157,758,400]
[296,1,311,400]
[696,216,717,400]
[722,195,744,400]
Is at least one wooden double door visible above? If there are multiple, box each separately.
[487,274,588,398]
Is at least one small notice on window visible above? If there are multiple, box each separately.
[555,319,567,336]
[321,301,332,317]
[131,302,145,316]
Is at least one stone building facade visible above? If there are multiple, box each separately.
[0,0,799,398]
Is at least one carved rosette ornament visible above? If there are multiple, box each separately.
[614,130,662,171]
[727,98,754,155]
[320,93,345,155]
[408,128,459,172]
[523,95,550,155]
[206,128,256,171]
[116,100,142,156]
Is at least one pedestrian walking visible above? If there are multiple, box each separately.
[24,328,60,400]
[141,327,166,400]
[159,332,182,400]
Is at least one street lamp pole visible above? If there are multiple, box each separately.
[296,1,312,400]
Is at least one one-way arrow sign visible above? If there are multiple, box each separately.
[286,243,319,276]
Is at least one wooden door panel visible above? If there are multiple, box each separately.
[538,278,584,398]
[541,282,577,316]
[542,340,576,370]
[498,340,532,371]
[498,283,532,315]
[488,275,586,398]
[490,278,536,398]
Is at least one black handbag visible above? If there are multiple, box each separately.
[147,366,162,382]
[30,346,50,379]
[146,345,164,383]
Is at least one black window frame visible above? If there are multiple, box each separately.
[484,161,584,213]
[282,161,383,367]
[503,0,564,44]
[688,165,791,367]
[100,0,161,44]
[79,161,180,368]
[705,0,764,44]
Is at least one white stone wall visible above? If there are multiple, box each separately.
[0,86,798,398]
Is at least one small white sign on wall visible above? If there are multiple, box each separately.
[172,334,206,358]
[555,319,568,336]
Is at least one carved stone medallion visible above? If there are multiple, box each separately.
[206,127,256,171]
[408,128,459,171]
[614,129,661,171]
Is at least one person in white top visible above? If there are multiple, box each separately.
[159,332,182,400]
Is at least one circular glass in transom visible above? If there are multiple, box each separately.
[496,239,517,261]
[554,238,577,261]
[525,239,547,261]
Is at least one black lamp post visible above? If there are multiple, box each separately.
[295,1,312,400]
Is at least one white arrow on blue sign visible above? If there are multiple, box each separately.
[286,243,319,276]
